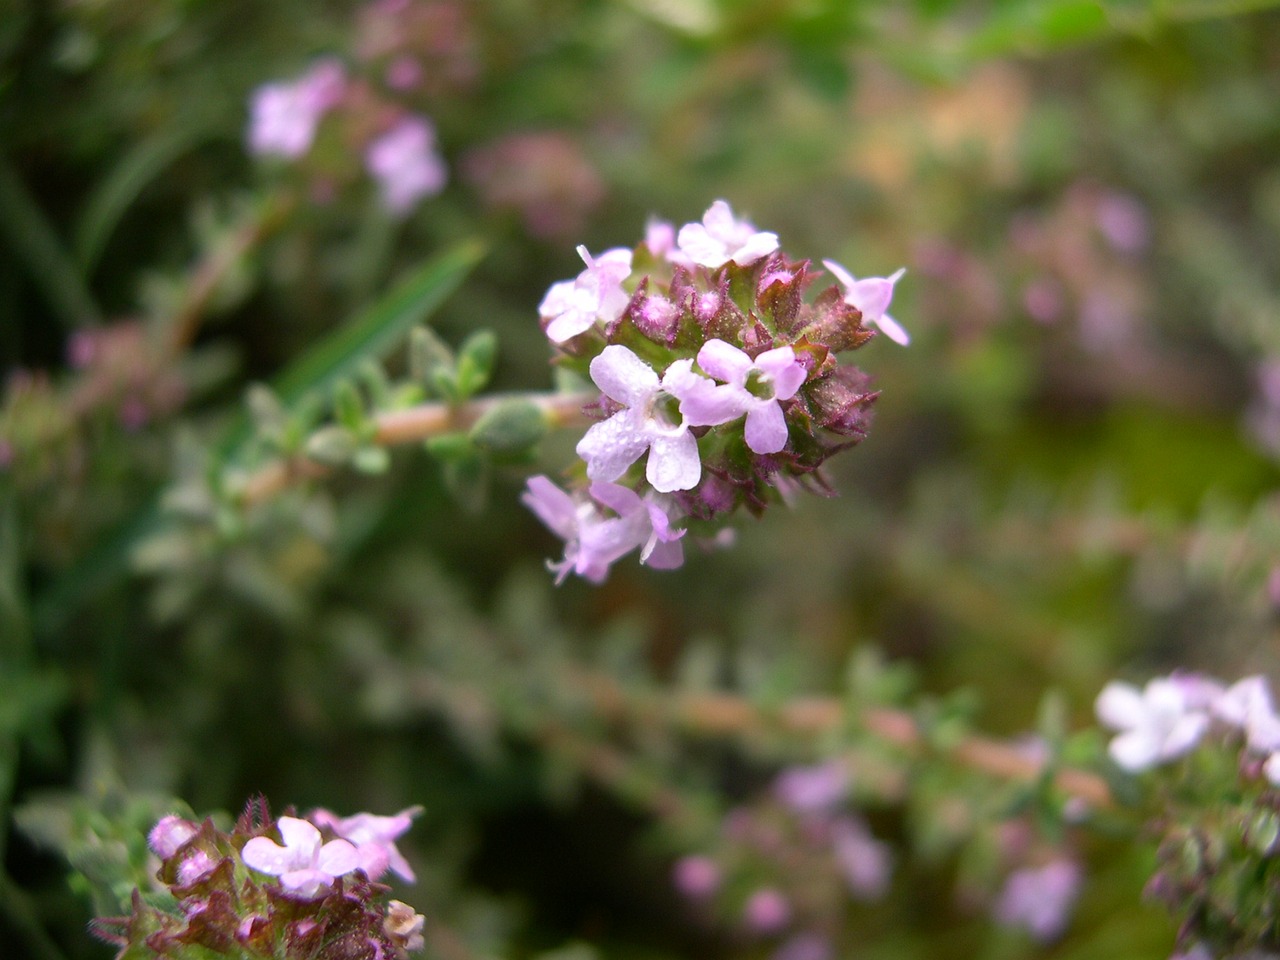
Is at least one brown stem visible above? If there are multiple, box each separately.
[164,192,296,360]
[235,390,596,507]
[573,671,1114,808]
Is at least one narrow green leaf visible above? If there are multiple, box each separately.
[74,125,218,273]
[272,238,486,406]
[0,156,102,329]
[219,238,485,459]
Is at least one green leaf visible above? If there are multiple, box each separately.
[455,330,498,400]
[219,239,484,460]
[469,399,548,457]
[271,239,486,407]
[0,155,102,328]
[74,124,218,272]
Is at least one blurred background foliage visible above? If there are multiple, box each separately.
[2,1,1280,958]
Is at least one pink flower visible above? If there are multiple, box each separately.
[672,855,720,900]
[247,59,346,159]
[576,345,731,493]
[177,850,217,886]
[241,817,360,898]
[522,476,684,583]
[677,200,779,269]
[743,888,791,934]
[773,761,848,813]
[1214,676,1280,753]
[831,816,893,900]
[993,860,1082,941]
[1095,678,1210,772]
[365,116,447,216]
[821,260,909,346]
[148,815,198,859]
[693,340,807,454]
[308,806,421,883]
[538,246,633,343]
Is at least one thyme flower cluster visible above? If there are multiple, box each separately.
[524,200,906,583]
[93,800,424,960]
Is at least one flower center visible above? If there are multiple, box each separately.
[645,390,685,435]
[744,368,775,401]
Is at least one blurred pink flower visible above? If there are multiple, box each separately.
[247,59,346,159]
[365,116,447,216]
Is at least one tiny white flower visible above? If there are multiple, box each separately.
[241,816,360,898]
[676,200,779,269]
[1095,678,1210,772]
[539,246,633,343]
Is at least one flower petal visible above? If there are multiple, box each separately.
[522,476,581,539]
[317,839,360,877]
[646,430,701,492]
[589,345,659,407]
[1095,682,1144,731]
[697,339,753,384]
[577,412,650,482]
[744,401,789,454]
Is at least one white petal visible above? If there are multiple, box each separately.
[1162,712,1209,759]
[278,817,321,862]
[821,258,857,291]
[241,837,293,875]
[589,345,658,407]
[646,430,701,492]
[1108,730,1161,772]
[1095,682,1145,731]
[576,412,650,481]
[874,311,911,346]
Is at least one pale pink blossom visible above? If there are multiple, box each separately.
[832,816,893,900]
[693,340,807,454]
[241,816,360,898]
[1096,678,1210,772]
[822,259,910,346]
[993,859,1081,941]
[773,761,848,813]
[743,887,791,933]
[677,200,779,269]
[576,345,731,493]
[672,855,721,899]
[522,476,684,583]
[308,806,421,882]
[1214,676,1280,754]
[539,246,633,342]
[247,59,346,159]
[365,116,447,216]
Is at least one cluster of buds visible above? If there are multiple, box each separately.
[93,799,425,960]
[523,200,907,583]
